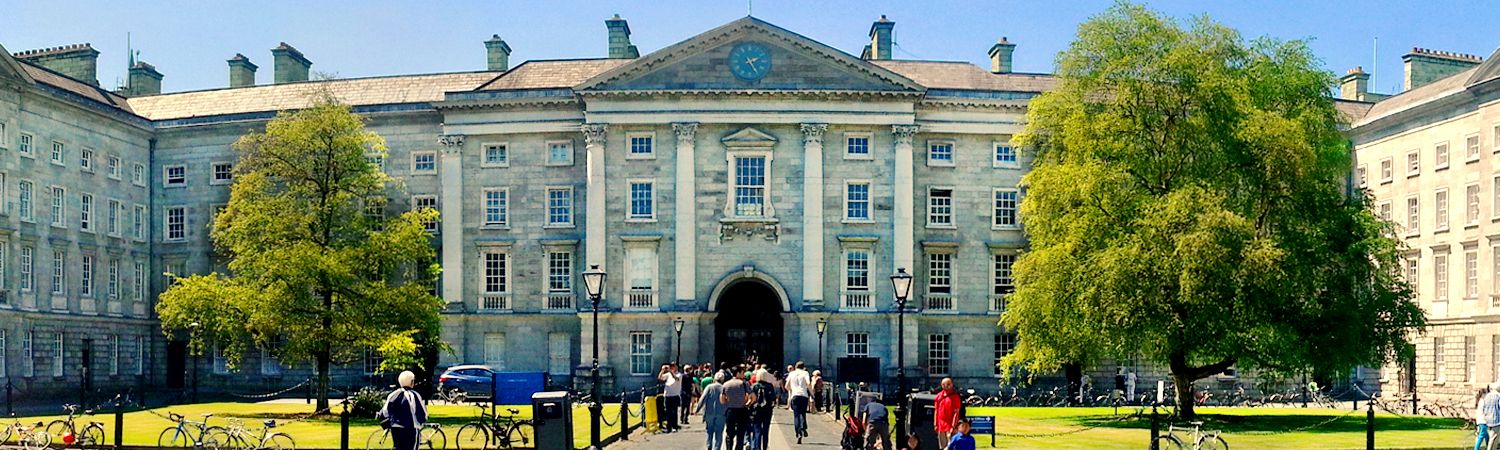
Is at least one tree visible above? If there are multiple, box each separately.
[157,93,444,412]
[1002,2,1425,419]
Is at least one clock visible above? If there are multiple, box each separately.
[728,42,772,81]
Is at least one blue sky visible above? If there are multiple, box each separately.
[1,0,1496,94]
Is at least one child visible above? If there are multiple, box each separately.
[900,434,922,450]
[944,420,976,450]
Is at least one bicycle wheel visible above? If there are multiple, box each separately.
[205,429,239,450]
[1154,435,1184,450]
[159,428,190,448]
[454,423,489,450]
[81,424,105,447]
[265,433,295,450]
[1197,434,1229,450]
[44,421,72,447]
[421,425,447,450]
[365,430,390,450]
[502,422,532,449]
[22,430,50,450]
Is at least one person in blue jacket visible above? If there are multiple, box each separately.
[377,371,429,450]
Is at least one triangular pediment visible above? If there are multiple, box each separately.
[576,17,924,93]
[0,43,37,86]
[721,127,777,147]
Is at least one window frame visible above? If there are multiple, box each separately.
[1466,248,1479,300]
[1467,183,1482,227]
[926,251,954,295]
[19,246,32,293]
[106,199,121,237]
[481,188,509,228]
[1436,188,1450,233]
[725,150,774,220]
[545,140,575,166]
[132,163,146,187]
[1406,150,1421,177]
[164,206,187,242]
[17,133,32,158]
[843,180,872,223]
[843,132,873,160]
[844,248,872,293]
[1380,157,1394,183]
[481,250,509,295]
[133,204,147,241]
[210,162,234,185]
[846,332,870,358]
[629,331,653,375]
[49,141,65,166]
[79,147,94,172]
[49,186,66,228]
[992,252,1016,313]
[926,139,956,167]
[546,250,574,294]
[1435,252,1450,302]
[544,186,574,228]
[992,188,1020,229]
[927,333,952,376]
[107,155,121,180]
[1406,194,1421,237]
[410,151,437,174]
[162,165,187,187]
[18,179,33,223]
[993,141,1019,168]
[79,192,93,232]
[1467,133,1482,163]
[50,249,65,296]
[926,187,955,228]
[1435,141,1451,170]
[626,132,656,160]
[411,195,438,233]
[480,142,510,168]
[626,179,655,222]
[1356,165,1367,188]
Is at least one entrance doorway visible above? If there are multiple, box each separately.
[166,341,187,389]
[714,280,784,368]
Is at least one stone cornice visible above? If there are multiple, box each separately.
[576,89,923,99]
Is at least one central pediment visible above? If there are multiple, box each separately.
[575,16,925,94]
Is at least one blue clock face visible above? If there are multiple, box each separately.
[728,43,772,81]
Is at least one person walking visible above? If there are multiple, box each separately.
[681,364,695,426]
[376,371,428,450]
[722,366,754,450]
[661,363,683,433]
[1476,382,1500,450]
[697,373,729,450]
[750,368,778,450]
[934,378,964,444]
[862,394,891,450]
[786,361,812,443]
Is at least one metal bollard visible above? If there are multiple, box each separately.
[1149,404,1159,450]
[114,398,124,450]
[1366,400,1374,450]
[619,391,630,441]
[340,402,350,450]
[5,381,12,416]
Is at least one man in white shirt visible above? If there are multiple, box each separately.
[785,361,812,443]
[660,363,683,432]
[1477,381,1500,450]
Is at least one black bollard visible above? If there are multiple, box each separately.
[1149,404,1159,450]
[114,398,124,450]
[1366,400,1374,450]
[5,381,11,416]
[340,402,350,450]
[619,391,630,441]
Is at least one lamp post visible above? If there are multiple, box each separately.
[581,265,607,450]
[890,268,914,446]
[673,318,686,364]
[189,322,201,403]
[816,318,828,370]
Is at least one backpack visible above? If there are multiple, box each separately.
[751,382,774,410]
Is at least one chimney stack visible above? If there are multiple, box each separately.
[13,43,100,85]
[228,53,258,88]
[1339,66,1371,101]
[864,15,895,60]
[1403,47,1481,91]
[485,35,512,71]
[989,37,1016,73]
[124,61,163,96]
[605,15,639,59]
[270,42,312,84]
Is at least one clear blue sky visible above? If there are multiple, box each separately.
[1,0,1496,95]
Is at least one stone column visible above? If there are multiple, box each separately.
[892,125,919,276]
[801,123,828,309]
[438,134,466,308]
[673,123,698,306]
[582,124,609,274]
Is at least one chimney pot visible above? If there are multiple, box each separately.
[485,35,512,71]
[228,53,258,88]
[989,37,1017,73]
[865,15,895,60]
[124,61,163,96]
[605,15,639,59]
[270,42,312,84]
[1339,66,1371,101]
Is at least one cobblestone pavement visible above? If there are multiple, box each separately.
[608,407,848,450]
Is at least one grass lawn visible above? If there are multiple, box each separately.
[12,401,644,450]
[923,406,1469,450]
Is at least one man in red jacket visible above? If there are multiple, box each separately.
[933,378,963,444]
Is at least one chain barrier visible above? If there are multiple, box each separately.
[226,378,314,400]
[1235,407,1362,435]
[990,411,1142,439]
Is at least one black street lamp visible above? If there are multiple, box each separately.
[816,318,828,370]
[581,265,607,449]
[672,318,686,364]
[189,322,201,403]
[890,268,914,446]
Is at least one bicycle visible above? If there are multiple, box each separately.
[1,414,51,450]
[435,387,468,405]
[45,404,106,448]
[1156,421,1228,450]
[366,423,446,450]
[207,418,295,450]
[158,412,224,449]
[455,406,534,450]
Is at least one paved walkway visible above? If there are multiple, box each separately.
[609,408,848,450]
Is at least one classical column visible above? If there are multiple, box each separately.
[801,123,828,308]
[438,134,466,308]
[582,124,609,273]
[673,123,699,306]
[892,125,919,276]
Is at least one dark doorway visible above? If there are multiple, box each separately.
[166,341,187,389]
[81,339,93,405]
[714,280,784,368]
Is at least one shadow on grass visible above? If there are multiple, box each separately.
[1080,413,1464,434]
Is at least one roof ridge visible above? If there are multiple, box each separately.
[143,69,500,97]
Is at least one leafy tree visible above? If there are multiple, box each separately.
[157,93,443,412]
[1003,2,1425,419]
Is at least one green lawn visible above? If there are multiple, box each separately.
[891,406,1469,450]
[11,401,644,450]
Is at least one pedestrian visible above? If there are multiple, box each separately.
[899,434,922,450]
[934,378,963,444]
[810,370,824,413]
[697,372,728,450]
[786,361,812,443]
[722,366,753,450]
[1476,382,1500,450]
[943,420,976,450]
[681,364,694,426]
[1114,368,1127,403]
[660,363,683,432]
[750,368,778,450]
[1126,370,1138,404]
[862,394,890,450]
[376,371,428,450]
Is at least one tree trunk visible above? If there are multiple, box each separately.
[316,351,331,412]
[1172,370,1196,420]
[316,286,334,412]
[1063,362,1083,406]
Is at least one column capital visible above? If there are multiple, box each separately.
[672,122,699,140]
[437,134,465,153]
[581,123,609,145]
[800,123,829,144]
[892,125,920,144]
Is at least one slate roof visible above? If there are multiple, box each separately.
[1356,46,1499,127]
[871,60,1057,92]
[18,62,134,112]
[475,59,632,91]
[1333,99,1374,124]
[127,71,500,121]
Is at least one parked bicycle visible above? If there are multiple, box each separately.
[45,404,106,448]
[434,387,468,405]
[207,418,295,450]
[455,406,534,450]
[158,412,224,449]
[1156,421,1228,450]
[366,423,446,450]
[2,414,51,450]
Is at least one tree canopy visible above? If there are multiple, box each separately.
[156,93,443,412]
[1002,2,1425,419]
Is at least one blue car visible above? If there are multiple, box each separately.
[438,365,495,400]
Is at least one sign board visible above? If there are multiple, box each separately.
[837,357,880,383]
[1156,380,1166,405]
[492,372,547,406]
[969,415,997,447]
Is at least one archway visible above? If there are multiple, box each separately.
[713,280,784,368]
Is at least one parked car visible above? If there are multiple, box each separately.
[439,365,496,400]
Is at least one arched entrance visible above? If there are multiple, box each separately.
[714,280,784,368]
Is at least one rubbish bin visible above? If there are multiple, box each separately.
[530,391,572,450]
[907,393,938,450]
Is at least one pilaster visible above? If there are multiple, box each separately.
[673,123,699,306]
[801,123,828,309]
[438,135,466,308]
[892,125,919,276]
[582,124,609,275]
